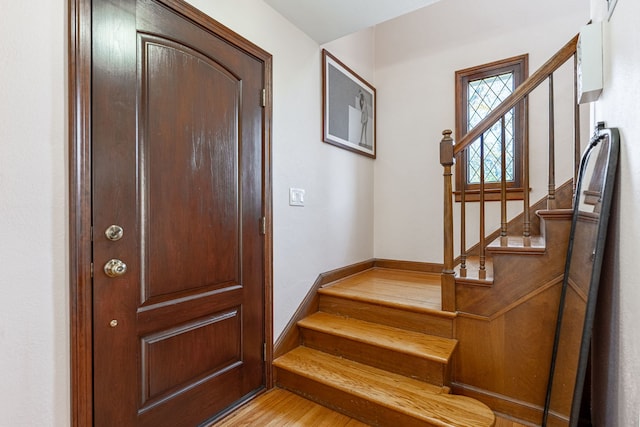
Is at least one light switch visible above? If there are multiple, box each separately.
[289,188,305,207]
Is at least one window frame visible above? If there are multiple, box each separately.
[455,54,528,202]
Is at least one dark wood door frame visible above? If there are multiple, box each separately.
[68,1,273,424]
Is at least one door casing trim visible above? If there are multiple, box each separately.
[68,1,273,424]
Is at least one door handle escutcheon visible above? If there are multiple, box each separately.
[104,259,127,277]
[105,225,124,241]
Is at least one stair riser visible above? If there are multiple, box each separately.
[319,295,454,338]
[274,366,443,427]
[300,328,451,386]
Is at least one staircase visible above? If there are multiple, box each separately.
[271,34,586,426]
[435,33,586,424]
[273,269,495,427]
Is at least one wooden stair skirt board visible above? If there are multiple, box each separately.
[274,347,495,427]
[453,180,574,289]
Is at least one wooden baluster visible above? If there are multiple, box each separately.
[573,53,581,193]
[460,157,467,277]
[500,115,508,246]
[439,130,455,312]
[523,95,531,245]
[479,134,486,280]
[548,74,556,209]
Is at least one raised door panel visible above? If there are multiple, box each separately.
[92,1,266,425]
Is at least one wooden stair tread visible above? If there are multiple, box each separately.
[274,347,495,427]
[299,312,456,363]
[487,235,546,254]
[455,256,494,285]
[319,268,453,317]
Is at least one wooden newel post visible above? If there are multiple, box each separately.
[439,129,456,312]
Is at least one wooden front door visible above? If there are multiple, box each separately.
[90,0,270,425]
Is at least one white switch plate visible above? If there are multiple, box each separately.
[289,188,305,207]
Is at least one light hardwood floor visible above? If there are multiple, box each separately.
[211,388,367,426]
[212,389,528,427]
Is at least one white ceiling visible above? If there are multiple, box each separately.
[263,0,442,44]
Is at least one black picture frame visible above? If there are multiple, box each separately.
[322,49,376,159]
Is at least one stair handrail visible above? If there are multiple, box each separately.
[452,34,578,156]
[439,34,580,312]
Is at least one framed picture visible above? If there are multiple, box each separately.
[322,49,376,158]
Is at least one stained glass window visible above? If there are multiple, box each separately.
[455,54,527,198]
[467,73,515,184]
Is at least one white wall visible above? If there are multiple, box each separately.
[0,1,69,426]
[373,0,589,262]
[183,0,376,341]
[590,0,640,425]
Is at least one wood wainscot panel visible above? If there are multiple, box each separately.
[453,277,563,424]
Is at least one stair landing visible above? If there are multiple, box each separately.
[318,267,443,313]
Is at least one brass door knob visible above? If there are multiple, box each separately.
[104,259,127,277]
